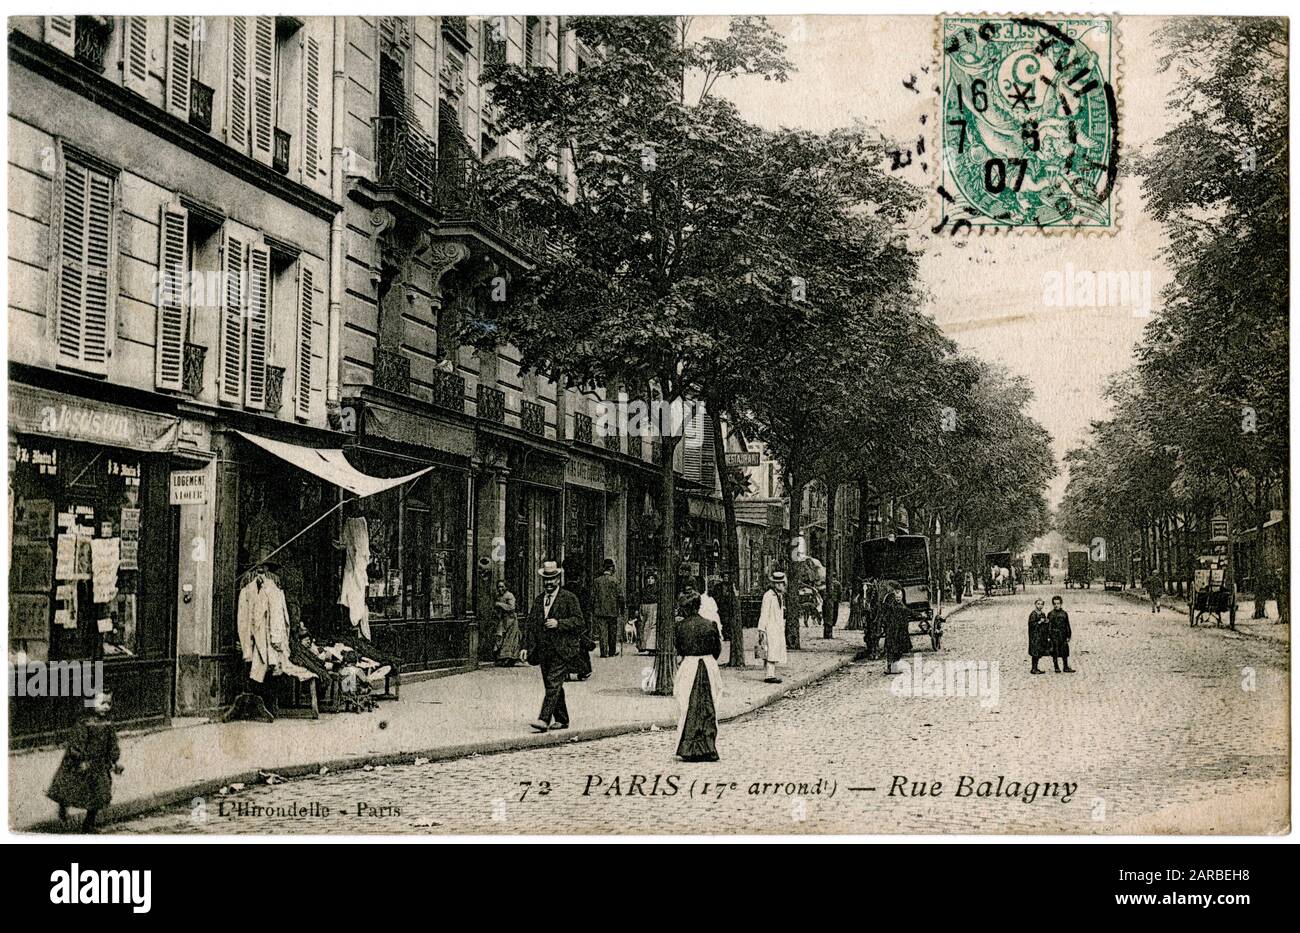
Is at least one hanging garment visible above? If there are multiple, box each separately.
[238,575,293,683]
[338,516,371,639]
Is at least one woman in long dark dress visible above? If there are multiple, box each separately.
[882,582,913,674]
[673,595,722,762]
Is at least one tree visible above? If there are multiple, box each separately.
[481,16,792,692]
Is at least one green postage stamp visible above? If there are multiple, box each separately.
[939,15,1119,233]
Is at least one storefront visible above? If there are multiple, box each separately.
[8,384,178,745]
[338,389,477,674]
[505,464,562,617]
[563,454,609,616]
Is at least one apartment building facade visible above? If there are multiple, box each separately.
[8,15,734,743]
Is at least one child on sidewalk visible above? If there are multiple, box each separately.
[47,691,123,833]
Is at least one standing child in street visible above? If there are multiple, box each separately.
[1047,595,1075,673]
[47,691,123,833]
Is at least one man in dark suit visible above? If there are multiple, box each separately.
[522,560,587,732]
[591,558,626,658]
[1047,595,1075,673]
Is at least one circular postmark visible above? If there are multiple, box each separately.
[940,16,1119,230]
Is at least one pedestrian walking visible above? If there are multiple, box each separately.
[757,570,788,683]
[493,580,522,666]
[637,572,659,654]
[1047,595,1075,673]
[882,582,912,675]
[522,561,587,732]
[47,691,123,833]
[1027,598,1050,674]
[591,558,626,658]
[1145,570,1163,613]
[952,565,963,604]
[673,593,723,762]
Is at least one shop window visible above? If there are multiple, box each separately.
[364,472,465,622]
[9,439,145,663]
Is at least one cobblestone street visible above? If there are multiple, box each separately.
[111,590,1289,836]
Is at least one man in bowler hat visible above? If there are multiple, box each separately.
[522,560,587,732]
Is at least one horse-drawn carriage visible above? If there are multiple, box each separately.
[983,551,1017,596]
[1065,550,1092,589]
[856,534,942,651]
[1029,552,1052,585]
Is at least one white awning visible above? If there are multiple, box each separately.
[236,431,432,498]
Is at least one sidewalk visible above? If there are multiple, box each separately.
[11,623,861,831]
[1119,590,1290,644]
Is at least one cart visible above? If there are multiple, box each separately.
[1030,552,1052,585]
[1191,555,1236,629]
[983,551,1017,596]
[856,535,943,651]
[1065,550,1092,589]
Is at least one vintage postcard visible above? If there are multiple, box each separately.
[4,9,1290,841]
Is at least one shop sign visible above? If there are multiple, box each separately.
[565,457,606,491]
[724,451,760,467]
[9,384,179,453]
[687,496,726,523]
[170,470,209,505]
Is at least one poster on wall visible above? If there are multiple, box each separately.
[9,593,50,640]
[11,544,53,592]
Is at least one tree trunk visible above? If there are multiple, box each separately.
[823,476,838,639]
[711,404,745,666]
[653,432,682,696]
[785,463,804,651]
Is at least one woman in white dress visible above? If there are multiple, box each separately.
[757,571,788,683]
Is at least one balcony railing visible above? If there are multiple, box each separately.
[266,366,286,413]
[74,17,112,72]
[521,400,545,437]
[441,16,470,50]
[273,128,291,175]
[627,434,643,459]
[375,347,410,395]
[477,384,505,423]
[574,412,594,446]
[374,115,438,213]
[189,79,214,133]
[183,343,207,398]
[438,154,548,258]
[603,431,621,453]
[430,368,465,413]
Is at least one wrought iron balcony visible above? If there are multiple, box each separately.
[477,384,505,423]
[627,434,643,459]
[430,367,465,413]
[273,128,291,174]
[375,347,411,395]
[437,154,548,259]
[521,400,545,437]
[183,343,207,398]
[189,79,214,133]
[441,16,471,51]
[603,431,621,453]
[74,17,112,72]
[374,115,438,214]
[574,412,594,446]
[266,366,286,413]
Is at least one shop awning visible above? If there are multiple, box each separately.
[236,431,432,498]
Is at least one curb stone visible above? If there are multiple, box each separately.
[21,643,863,834]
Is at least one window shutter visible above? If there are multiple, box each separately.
[295,264,314,419]
[57,161,114,375]
[218,230,245,402]
[123,17,150,94]
[244,242,271,410]
[45,16,76,55]
[165,16,193,119]
[301,35,321,186]
[250,16,276,166]
[227,17,250,154]
[155,202,188,391]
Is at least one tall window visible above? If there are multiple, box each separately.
[56,156,115,376]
